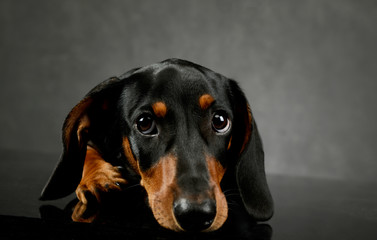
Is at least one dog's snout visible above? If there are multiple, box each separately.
[173,197,216,232]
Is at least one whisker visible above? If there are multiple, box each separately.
[227,202,240,206]
[123,183,141,191]
[222,189,239,194]
[225,193,241,197]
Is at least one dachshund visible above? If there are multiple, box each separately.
[40,58,273,232]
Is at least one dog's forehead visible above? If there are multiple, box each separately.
[153,65,211,97]
[126,62,228,111]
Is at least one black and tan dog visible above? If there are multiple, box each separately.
[40,59,273,232]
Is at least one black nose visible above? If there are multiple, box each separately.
[173,198,216,232]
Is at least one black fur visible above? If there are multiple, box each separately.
[40,58,273,221]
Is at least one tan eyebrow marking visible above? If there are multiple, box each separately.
[199,94,215,110]
[152,101,167,118]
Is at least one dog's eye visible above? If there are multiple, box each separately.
[136,114,157,135]
[212,111,231,133]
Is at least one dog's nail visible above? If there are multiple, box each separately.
[115,166,124,172]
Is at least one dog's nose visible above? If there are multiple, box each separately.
[173,198,216,232]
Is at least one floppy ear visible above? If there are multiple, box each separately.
[40,76,127,200]
[227,79,274,221]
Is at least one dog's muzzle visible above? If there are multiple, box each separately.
[173,197,217,231]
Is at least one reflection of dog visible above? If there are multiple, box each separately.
[40,59,273,232]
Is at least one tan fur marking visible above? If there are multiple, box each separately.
[139,153,182,231]
[72,201,98,223]
[64,98,93,147]
[75,146,127,204]
[227,136,232,150]
[152,101,167,118]
[76,114,90,144]
[199,94,215,110]
[204,155,228,232]
[122,137,139,173]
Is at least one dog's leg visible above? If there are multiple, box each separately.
[75,146,127,204]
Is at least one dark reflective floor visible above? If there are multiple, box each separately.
[0,149,376,239]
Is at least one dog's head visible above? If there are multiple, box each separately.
[40,59,273,232]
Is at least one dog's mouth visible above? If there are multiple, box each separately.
[139,154,228,232]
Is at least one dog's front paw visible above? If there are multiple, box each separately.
[71,200,99,223]
[75,163,127,204]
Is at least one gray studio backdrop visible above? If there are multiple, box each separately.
[1,0,376,182]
